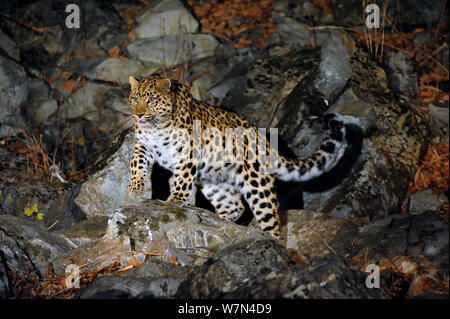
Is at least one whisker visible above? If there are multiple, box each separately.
[110,115,135,136]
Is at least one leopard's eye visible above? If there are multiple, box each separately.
[132,96,138,103]
[147,97,155,104]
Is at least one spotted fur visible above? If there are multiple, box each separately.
[127,75,346,239]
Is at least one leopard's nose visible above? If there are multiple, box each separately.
[136,113,144,118]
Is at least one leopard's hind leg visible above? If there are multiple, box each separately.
[236,163,281,239]
[199,183,245,222]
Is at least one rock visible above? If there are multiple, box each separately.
[134,0,199,39]
[76,257,191,298]
[386,51,419,97]
[24,78,53,127]
[222,29,426,220]
[280,210,357,261]
[0,253,10,298]
[265,13,312,49]
[303,43,427,218]
[61,234,132,273]
[0,179,86,231]
[63,58,156,85]
[124,257,189,279]
[127,33,220,67]
[4,0,127,68]
[75,131,149,218]
[188,53,251,103]
[222,256,391,299]
[428,103,449,126]
[313,30,352,103]
[409,189,448,215]
[62,82,111,121]
[57,216,109,246]
[76,274,185,299]
[350,212,449,270]
[107,200,252,265]
[347,212,449,298]
[0,55,29,134]
[223,48,321,129]
[0,29,19,61]
[35,99,59,124]
[176,230,288,298]
[60,81,125,128]
[0,214,75,282]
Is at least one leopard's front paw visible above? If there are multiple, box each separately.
[166,194,188,206]
[128,179,144,198]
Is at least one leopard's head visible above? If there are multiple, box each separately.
[129,75,173,126]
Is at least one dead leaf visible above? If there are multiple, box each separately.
[61,81,80,92]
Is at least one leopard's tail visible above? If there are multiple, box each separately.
[275,113,347,182]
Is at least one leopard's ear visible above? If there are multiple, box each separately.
[129,76,139,90]
[155,78,171,94]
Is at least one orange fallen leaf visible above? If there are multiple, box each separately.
[37,75,58,83]
[107,45,120,58]
[61,81,80,92]
[170,255,179,265]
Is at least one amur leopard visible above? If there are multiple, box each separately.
[127,74,346,239]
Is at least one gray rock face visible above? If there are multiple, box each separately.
[127,33,220,67]
[350,212,449,269]
[281,210,357,261]
[57,216,109,246]
[62,82,111,121]
[0,215,74,285]
[386,51,419,97]
[313,30,352,103]
[75,131,150,218]
[134,0,199,39]
[77,274,185,299]
[0,179,86,231]
[222,31,427,220]
[0,253,10,298]
[77,257,190,298]
[223,48,321,129]
[63,58,155,85]
[0,30,19,61]
[409,189,448,216]
[303,38,426,219]
[176,231,288,298]
[107,201,252,265]
[0,55,29,135]
[222,256,391,299]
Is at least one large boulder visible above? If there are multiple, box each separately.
[222,256,391,299]
[127,33,221,67]
[62,58,155,86]
[223,30,428,219]
[134,0,199,39]
[107,201,254,265]
[176,230,288,298]
[280,210,357,261]
[76,257,190,298]
[0,55,29,136]
[75,131,150,218]
[0,214,75,295]
[0,177,86,231]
